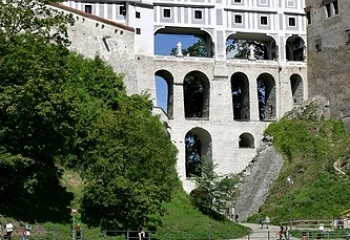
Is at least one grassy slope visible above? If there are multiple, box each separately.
[57,170,248,239]
[249,118,350,224]
[154,189,248,239]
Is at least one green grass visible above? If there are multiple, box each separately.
[152,189,249,239]
[249,118,350,224]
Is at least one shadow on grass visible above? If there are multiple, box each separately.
[0,163,74,223]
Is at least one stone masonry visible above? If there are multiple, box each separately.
[53,1,307,193]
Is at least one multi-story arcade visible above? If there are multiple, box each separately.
[57,0,307,192]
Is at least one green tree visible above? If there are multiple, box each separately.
[80,93,178,230]
[0,0,74,44]
[227,40,266,59]
[0,32,78,221]
[191,157,239,215]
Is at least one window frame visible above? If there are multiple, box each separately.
[194,10,203,20]
[84,4,92,14]
[260,16,268,26]
[288,17,296,27]
[163,8,171,18]
[234,14,243,24]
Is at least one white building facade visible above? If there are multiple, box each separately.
[58,0,307,193]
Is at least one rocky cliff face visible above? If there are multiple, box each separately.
[233,138,283,222]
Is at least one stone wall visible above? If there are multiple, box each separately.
[305,0,350,119]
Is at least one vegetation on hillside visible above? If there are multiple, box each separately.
[254,111,350,223]
[0,1,246,238]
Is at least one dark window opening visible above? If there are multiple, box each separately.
[289,17,296,26]
[136,11,141,18]
[185,133,202,177]
[333,0,339,15]
[234,0,242,3]
[239,133,255,148]
[194,10,202,20]
[261,16,268,25]
[257,76,275,121]
[231,74,250,121]
[346,29,350,45]
[325,3,331,17]
[136,28,141,35]
[235,15,242,24]
[119,6,126,15]
[163,9,171,18]
[315,39,322,52]
[84,5,92,14]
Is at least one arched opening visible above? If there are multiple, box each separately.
[154,27,214,57]
[226,33,277,60]
[231,72,250,121]
[257,73,276,121]
[183,71,210,118]
[286,36,306,61]
[290,74,303,105]
[185,127,212,177]
[155,70,174,117]
[239,132,255,148]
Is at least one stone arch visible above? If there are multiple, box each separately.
[231,72,250,120]
[286,36,306,61]
[290,73,304,105]
[154,27,215,57]
[239,132,255,148]
[185,127,212,177]
[257,73,276,121]
[155,69,174,118]
[183,71,210,118]
[226,32,277,60]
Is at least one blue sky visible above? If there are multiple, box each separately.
[154,34,198,111]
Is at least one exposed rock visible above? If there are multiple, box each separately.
[233,137,284,222]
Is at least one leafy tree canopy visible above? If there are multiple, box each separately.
[0,0,74,44]
[0,0,179,228]
[191,157,240,215]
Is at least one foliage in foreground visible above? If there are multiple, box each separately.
[0,16,178,231]
[191,156,240,215]
[254,118,350,223]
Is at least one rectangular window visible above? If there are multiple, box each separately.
[234,0,242,3]
[135,11,140,19]
[333,0,339,15]
[325,3,331,17]
[136,28,141,35]
[287,0,296,7]
[234,15,242,24]
[315,39,322,52]
[346,29,350,45]
[194,10,203,20]
[84,5,92,14]
[259,0,268,5]
[119,6,126,15]
[260,16,268,25]
[163,9,171,18]
[288,17,296,26]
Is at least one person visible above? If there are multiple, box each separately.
[138,226,145,240]
[4,223,13,240]
[283,226,288,240]
[234,214,239,223]
[75,223,82,240]
[278,226,284,240]
[265,216,270,229]
[259,216,264,229]
[22,227,27,240]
